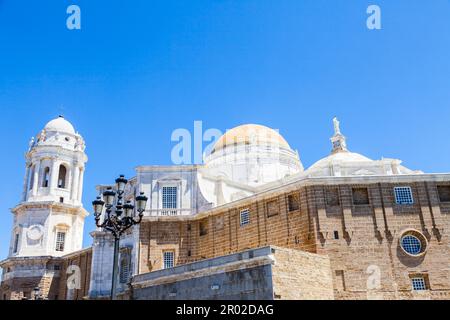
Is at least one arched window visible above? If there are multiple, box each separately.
[29,166,35,190]
[13,233,20,253]
[58,165,67,189]
[42,167,50,188]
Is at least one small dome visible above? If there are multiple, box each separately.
[212,124,291,153]
[308,151,372,170]
[44,116,76,134]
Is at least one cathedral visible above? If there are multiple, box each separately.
[1,116,449,300]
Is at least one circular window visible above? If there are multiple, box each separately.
[401,235,421,255]
[399,230,427,257]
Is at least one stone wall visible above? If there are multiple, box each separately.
[271,247,334,300]
[0,248,92,300]
[137,177,450,300]
[0,257,61,300]
[58,248,92,300]
[138,190,317,275]
[132,246,333,300]
[310,181,450,300]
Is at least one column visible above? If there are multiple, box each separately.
[50,160,59,192]
[71,166,80,201]
[77,168,85,201]
[32,161,41,197]
[22,165,31,202]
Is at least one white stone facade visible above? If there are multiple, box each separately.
[7,116,88,259]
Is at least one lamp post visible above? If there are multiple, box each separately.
[92,175,148,300]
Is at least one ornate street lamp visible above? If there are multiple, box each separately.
[92,175,148,300]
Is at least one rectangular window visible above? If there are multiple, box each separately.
[13,234,19,253]
[411,277,427,291]
[288,194,300,212]
[163,251,174,269]
[352,188,370,205]
[437,186,450,203]
[326,188,340,206]
[55,232,66,252]
[215,216,224,230]
[199,220,208,236]
[394,187,414,205]
[240,209,250,226]
[162,186,178,215]
[266,200,279,218]
[333,231,340,240]
[119,254,131,284]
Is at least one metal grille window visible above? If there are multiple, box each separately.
[394,187,414,204]
[163,251,174,269]
[55,232,66,252]
[411,277,427,291]
[240,209,250,226]
[162,186,178,215]
[119,254,131,284]
[401,235,421,255]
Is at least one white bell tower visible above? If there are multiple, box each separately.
[8,116,89,258]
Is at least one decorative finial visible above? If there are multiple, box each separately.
[330,117,347,153]
[28,137,35,151]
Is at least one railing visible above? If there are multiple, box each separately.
[146,209,192,217]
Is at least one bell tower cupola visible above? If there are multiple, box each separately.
[23,116,88,206]
[8,116,88,259]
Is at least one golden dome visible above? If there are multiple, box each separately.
[212,124,291,153]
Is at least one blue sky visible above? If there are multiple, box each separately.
[0,0,450,259]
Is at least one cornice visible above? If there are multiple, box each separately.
[11,201,89,218]
[141,172,450,222]
[136,164,201,172]
[0,256,60,268]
